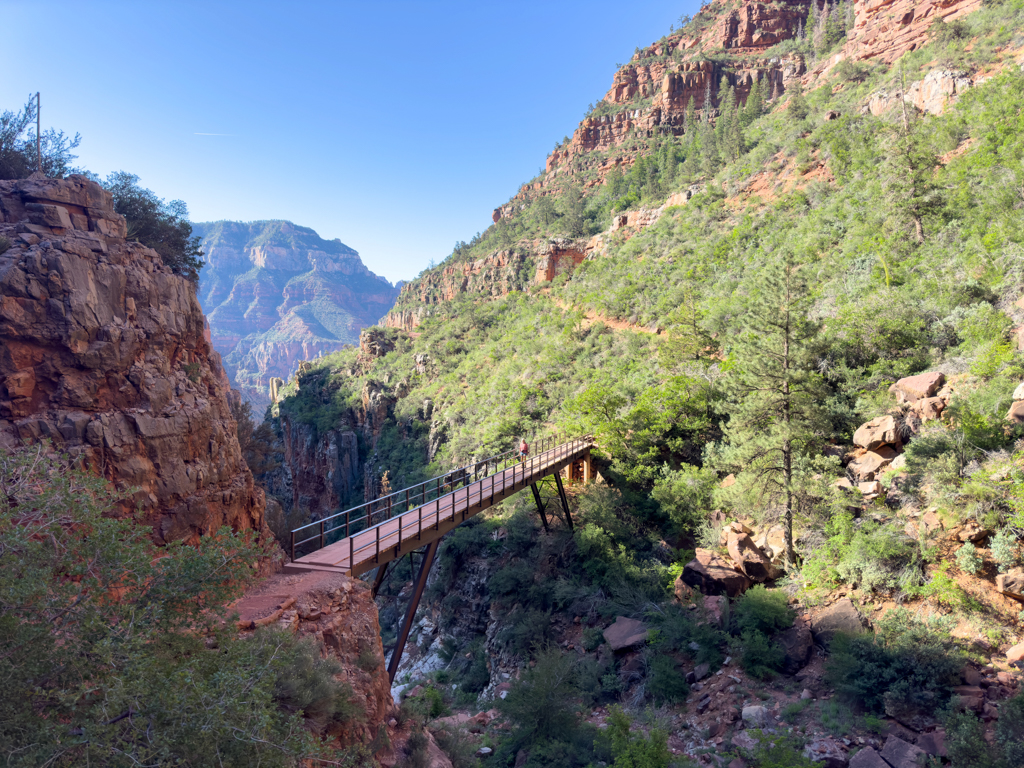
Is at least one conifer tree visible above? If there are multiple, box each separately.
[881,74,941,243]
[719,254,828,567]
[742,79,763,127]
[683,96,697,142]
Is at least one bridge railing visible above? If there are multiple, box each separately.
[290,434,591,561]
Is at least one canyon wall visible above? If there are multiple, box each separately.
[194,220,400,406]
[0,175,265,544]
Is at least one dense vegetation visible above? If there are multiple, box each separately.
[267,3,1024,763]
[0,445,365,767]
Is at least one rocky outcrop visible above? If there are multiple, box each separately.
[838,0,981,67]
[384,249,532,324]
[281,418,361,520]
[194,220,400,405]
[0,175,265,544]
[231,569,393,749]
[683,548,753,596]
[544,0,810,173]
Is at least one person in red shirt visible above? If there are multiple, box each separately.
[518,438,529,461]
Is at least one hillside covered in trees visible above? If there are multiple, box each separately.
[260,0,1024,764]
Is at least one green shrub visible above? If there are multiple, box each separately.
[733,585,796,634]
[498,649,582,750]
[956,542,984,575]
[646,654,690,705]
[737,630,786,680]
[834,522,924,594]
[781,698,813,721]
[991,529,1020,572]
[819,699,855,736]
[910,563,981,612]
[607,706,671,768]
[826,609,964,719]
[743,731,818,768]
[943,690,1024,768]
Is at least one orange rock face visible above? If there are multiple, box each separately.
[0,175,266,544]
[549,0,810,168]
[231,569,394,749]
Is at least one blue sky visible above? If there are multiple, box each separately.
[2,1,697,283]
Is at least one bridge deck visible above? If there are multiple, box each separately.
[285,438,591,577]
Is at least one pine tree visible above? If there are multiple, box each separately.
[719,255,829,567]
[683,96,697,142]
[742,78,763,127]
[715,76,733,150]
[880,70,942,243]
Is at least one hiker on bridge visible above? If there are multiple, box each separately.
[518,437,529,461]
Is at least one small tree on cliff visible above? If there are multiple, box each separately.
[105,171,205,282]
[717,254,829,567]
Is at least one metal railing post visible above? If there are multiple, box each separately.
[291,530,295,562]
[320,519,325,550]
[349,535,354,571]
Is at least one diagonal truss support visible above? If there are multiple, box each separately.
[387,537,440,684]
[554,471,573,531]
[530,482,549,532]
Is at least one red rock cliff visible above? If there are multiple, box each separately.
[0,175,266,544]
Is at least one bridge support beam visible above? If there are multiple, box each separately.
[530,482,549,532]
[387,538,440,684]
[554,472,573,531]
[583,450,591,484]
[370,561,390,599]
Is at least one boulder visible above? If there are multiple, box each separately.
[848,747,889,768]
[1007,400,1024,424]
[682,549,752,597]
[911,397,945,422]
[1006,642,1024,665]
[810,598,869,646]
[859,480,883,497]
[997,569,1024,601]
[603,616,648,651]
[703,595,728,627]
[848,447,898,481]
[674,575,695,603]
[890,372,945,404]
[741,705,769,728]
[727,531,782,582]
[803,736,848,768]
[880,735,927,768]
[916,730,946,757]
[732,731,758,751]
[1014,381,1024,401]
[776,620,813,674]
[958,522,989,543]
[693,662,710,681]
[853,415,899,451]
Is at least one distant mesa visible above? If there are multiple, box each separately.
[194,220,400,406]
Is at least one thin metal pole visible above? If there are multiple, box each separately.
[291,530,295,562]
[36,92,41,174]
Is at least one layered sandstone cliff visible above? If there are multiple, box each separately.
[0,175,265,544]
[194,220,400,406]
